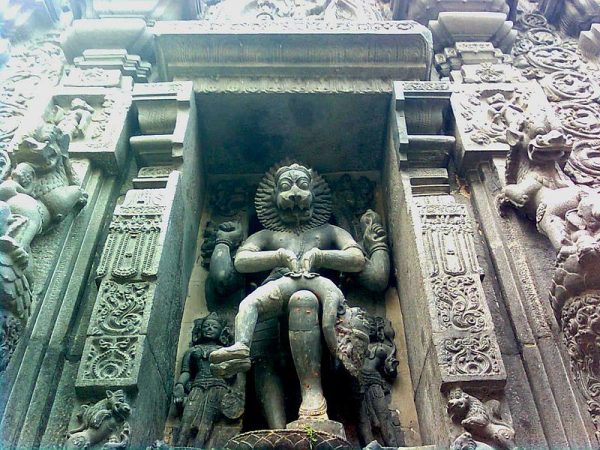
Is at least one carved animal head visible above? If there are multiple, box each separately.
[15,124,69,173]
[506,111,572,163]
[255,160,331,233]
[451,432,478,450]
[273,164,315,225]
[447,387,471,421]
[105,390,131,421]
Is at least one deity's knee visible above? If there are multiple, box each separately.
[289,290,319,331]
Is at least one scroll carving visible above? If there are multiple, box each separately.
[415,196,505,386]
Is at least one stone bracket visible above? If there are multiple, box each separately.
[392,81,455,169]
[130,81,194,166]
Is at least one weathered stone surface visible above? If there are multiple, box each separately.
[153,20,432,81]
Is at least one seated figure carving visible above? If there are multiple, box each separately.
[209,161,388,424]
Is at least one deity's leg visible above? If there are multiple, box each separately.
[253,318,287,429]
[210,280,287,377]
[288,290,328,420]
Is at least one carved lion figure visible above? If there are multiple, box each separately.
[447,388,516,450]
[497,108,582,250]
[65,390,131,450]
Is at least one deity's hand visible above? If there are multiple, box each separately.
[361,210,387,256]
[173,383,185,408]
[300,248,323,272]
[277,248,299,272]
[216,221,243,248]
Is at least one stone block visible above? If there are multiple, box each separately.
[60,18,154,62]
[429,12,516,53]
[152,20,432,81]
[451,82,552,170]
[432,331,506,388]
[75,335,146,396]
[87,280,156,337]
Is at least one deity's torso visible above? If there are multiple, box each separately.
[242,223,358,258]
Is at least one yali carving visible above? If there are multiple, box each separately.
[65,389,131,450]
[447,387,516,450]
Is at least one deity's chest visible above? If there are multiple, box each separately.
[269,228,328,256]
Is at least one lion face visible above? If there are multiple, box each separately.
[16,124,69,173]
[447,389,470,419]
[106,390,131,420]
[274,165,314,225]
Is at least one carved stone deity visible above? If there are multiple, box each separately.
[202,0,391,21]
[357,316,402,447]
[0,199,32,371]
[207,161,389,429]
[173,313,245,448]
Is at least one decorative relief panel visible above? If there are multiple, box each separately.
[88,280,154,336]
[96,189,167,281]
[414,196,505,386]
[76,335,144,393]
[77,180,177,396]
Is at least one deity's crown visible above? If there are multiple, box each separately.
[274,163,312,183]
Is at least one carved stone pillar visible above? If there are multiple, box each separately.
[74,177,185,447]
[385,82,510,449]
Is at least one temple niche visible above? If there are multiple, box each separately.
[2,0,600,449]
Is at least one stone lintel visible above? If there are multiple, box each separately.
[152,20,432,81]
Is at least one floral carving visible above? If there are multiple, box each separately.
[89,281,152,336]
[519,13,548,29]
[79,336,138,382]
[439,334,503,378]
[554,102,600,139]
[526,28,561,46]
[525,46,581,73]
[542,71,598,102]
[564,140,600,188]
[561,293,600,431]
[432,276,488,333]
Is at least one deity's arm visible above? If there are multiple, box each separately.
[177,350,192,383]
[357,210,390,292]
[234,230,297,273]
[208,221,244,296]
[309,226,365,272]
